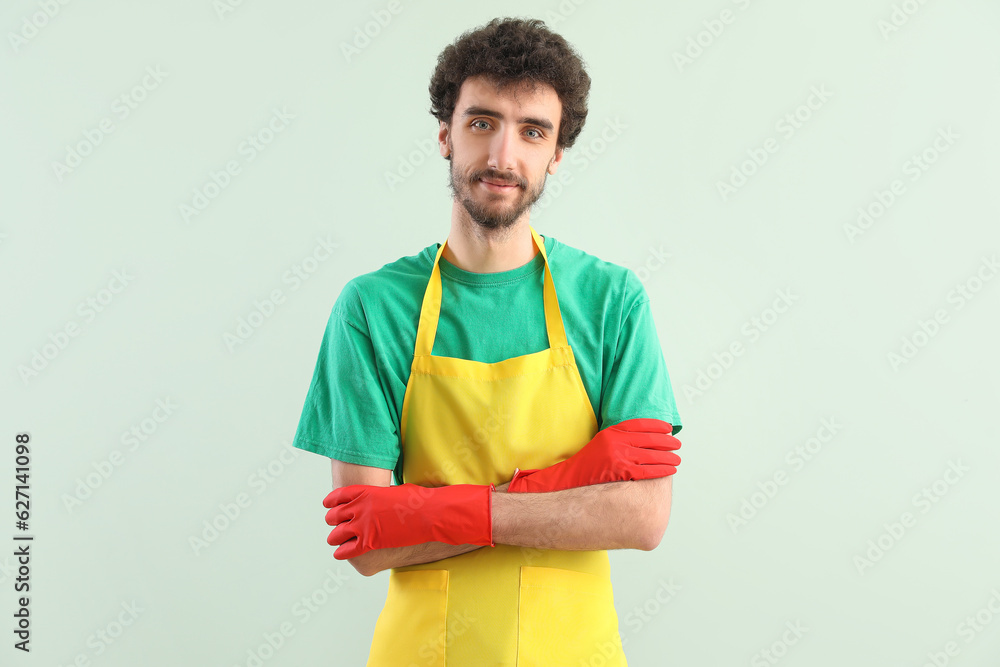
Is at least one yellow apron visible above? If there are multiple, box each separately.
[366,226,628,666]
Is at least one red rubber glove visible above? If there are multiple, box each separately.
[507,418,681,493]
[322,483,494,560]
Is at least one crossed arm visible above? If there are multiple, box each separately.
[331,460,673,577]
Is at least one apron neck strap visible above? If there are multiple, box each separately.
[414,225,568,357]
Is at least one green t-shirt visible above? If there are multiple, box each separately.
[292,233,682,486]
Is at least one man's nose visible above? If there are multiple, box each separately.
[487,127,517,171]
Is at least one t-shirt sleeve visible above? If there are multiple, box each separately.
[599,271,683,435]
[291,294,401,469]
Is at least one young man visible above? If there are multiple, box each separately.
[293,17,684,666]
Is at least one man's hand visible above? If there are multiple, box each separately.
[322,483,494,560]
[507,418,681,493]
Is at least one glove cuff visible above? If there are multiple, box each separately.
[429,483,495,547]
[487,483,495,547]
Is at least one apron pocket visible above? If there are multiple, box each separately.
[517,565,627,667]
[367,569,449,667]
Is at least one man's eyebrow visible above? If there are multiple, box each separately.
[460,106,555,132]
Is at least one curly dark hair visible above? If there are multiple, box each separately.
[429,17,591,154]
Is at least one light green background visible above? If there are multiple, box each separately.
[2,0,999,665]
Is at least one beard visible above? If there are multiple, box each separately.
[448,157,548,231]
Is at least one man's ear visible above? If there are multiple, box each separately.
[438,121,451,160]
[547,146,565,175]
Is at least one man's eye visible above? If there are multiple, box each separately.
[473,120,490,129]
[526,129,541,138]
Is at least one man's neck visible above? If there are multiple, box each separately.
[441,213,539,274]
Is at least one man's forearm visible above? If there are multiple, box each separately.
[349,541,484,576]
[344,477,671,575]
[492,477,671,552]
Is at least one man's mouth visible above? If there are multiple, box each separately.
[479,177,519,191]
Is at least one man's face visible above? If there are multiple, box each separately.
[440,75,564,231]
